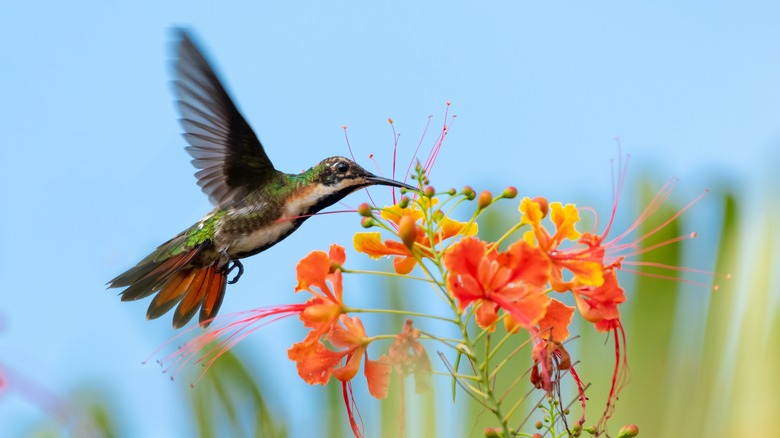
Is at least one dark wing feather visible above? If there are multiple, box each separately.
[173,29,276,208]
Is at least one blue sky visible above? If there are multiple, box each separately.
[1,1,779,436]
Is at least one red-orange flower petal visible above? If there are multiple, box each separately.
[364,354,392,399]
[537,298,575,342]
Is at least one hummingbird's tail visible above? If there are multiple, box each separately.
[109,245,227,329]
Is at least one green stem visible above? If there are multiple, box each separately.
[431,371,481,381]
[493,222,525,248]
[340,268,434,283]
[490,337,534,382]
[345,307,457,324]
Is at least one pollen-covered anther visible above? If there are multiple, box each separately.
[477,191,493,210]
[423,186,435,198]
[357,203,373,217]
[388,118,393,124]
[462,185,476,201]
[361,217,375,228]
[399,215,418,249]
[532,196,549,218]
[341,125,347,130]
[690,231,697,239]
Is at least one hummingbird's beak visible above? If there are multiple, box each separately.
[365,174,417,192]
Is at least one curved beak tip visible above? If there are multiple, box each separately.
[366,175,417,192]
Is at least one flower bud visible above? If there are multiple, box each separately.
[532,434,542,438]
[617,424,639,437]
[532,196,549,218]
[361,217,374,228]
[462,185,476,200]
[398,196,410,209]
[483,427,499,438]
[534,421,543,429]
[477,191,492,210]
[502,186,518,199]
[423,186,435,197]
[357,202,373,217]
[432,209,444,223]
[447,187,457,196]
[399,215,417,249]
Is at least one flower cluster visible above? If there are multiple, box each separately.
[164,153,706,437]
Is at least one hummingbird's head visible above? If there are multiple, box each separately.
[290,156,417,218]
[314,156,417,192]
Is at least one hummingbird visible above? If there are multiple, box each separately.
[109,30,415,329]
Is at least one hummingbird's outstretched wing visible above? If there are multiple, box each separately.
[173,29,276,208]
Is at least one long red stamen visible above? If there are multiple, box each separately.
[404,115,432,183]
[153,305,306,384]
[343,380,364,437]
[343,125,357,163]
[597,321,630,433]
[423,110,455,177]
[567,364,587,425]
[603,177,677,246]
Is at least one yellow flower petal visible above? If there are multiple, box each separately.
[519,197,544,227]
[353,232,389,258]
[550,202,581,241]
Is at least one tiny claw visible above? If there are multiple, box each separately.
[226,260,244,284]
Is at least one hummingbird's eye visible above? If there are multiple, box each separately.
[335,161,350,174]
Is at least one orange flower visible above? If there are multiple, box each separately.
[288,315,391,438]
[294,244,347,337]
[529,299,576,394]
[388,320,432,393]
[536,298,575,342]
[354,198,477,274]
[443,237,551,330]
[520,197,605,292]
[573,269,625,332]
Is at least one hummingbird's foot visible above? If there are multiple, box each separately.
[226,260,244,284]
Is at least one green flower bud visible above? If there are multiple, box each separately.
[360,217,374,228]
[357,202,373,217]
[503,186,518,199]
[462,185,476,200]
[398,196,410,209]
[423,186,435,197]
